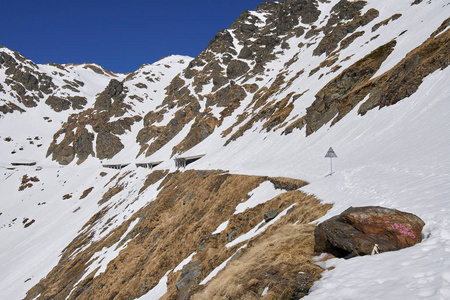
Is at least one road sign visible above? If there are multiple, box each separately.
[325,147,337,175]
[325,147,337,158]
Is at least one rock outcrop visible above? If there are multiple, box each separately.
[314,206,425,257]
[0,47,55,108]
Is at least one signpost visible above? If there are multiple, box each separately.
[325,147,337,176]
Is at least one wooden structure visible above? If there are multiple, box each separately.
[174,154,205,169]
[136,161,163,169]
[102,163,130,170]
[11,162,37,166]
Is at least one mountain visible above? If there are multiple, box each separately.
[1,0,449,299]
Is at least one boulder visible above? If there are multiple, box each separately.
[264,209,280,222]
[226,59,250,80]
[314,206,425,257]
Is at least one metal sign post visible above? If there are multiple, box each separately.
[325,147,337,176]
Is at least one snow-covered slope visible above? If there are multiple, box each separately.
[1,0,450,299]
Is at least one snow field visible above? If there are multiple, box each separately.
[233,181,284,214]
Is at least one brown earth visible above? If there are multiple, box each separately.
[25,170,331,300]
[18,175,40,191]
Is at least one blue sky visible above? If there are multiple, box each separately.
[1,0,266,73]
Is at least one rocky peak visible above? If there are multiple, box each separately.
[0,47,55,110]
[45,55,191,165]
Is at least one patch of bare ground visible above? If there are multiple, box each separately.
[18,175,40,191]
[137,100,201,157]
[80,187,94,200]
[372,14,402,32]
[171,110,222,157]
[25,170,330,300]
[313,4,379,57]
[138,170,169,194]
[46,78,144,165]
[357,28,450,115]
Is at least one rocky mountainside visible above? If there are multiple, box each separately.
[2,0,448,167]
[0,46,191,165]
[1,0,450,299]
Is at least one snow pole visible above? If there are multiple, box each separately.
[329,156,333,175]
[325,147,337,176]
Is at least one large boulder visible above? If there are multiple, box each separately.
[314,206,425,257]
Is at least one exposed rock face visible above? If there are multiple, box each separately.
[176,260,203,300]
[313,1,379,57]
[226,59,250,80]
[264,209,279,222]
[96,130,124,160]
[0,48,55,109]
[4,1,447,165]
[306,40,397,135]
[357,26,450,114]
[305,26,449,135]
[94,79,125,113]
[0,101,26,114]
[45,95,87,112]
[46,77,143,164]
[314,206,425,257]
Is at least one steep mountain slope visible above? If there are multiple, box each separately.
[135,0,449,163]
[1,0,450,299]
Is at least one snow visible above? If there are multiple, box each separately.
[200,245,247,285]
[234,181,285,214]
[310,241,450,299]
[212,220,229,235]
[261,286,269,297]
[174,252,197,273]
[0,167,165,299]
[0,166,115,298]
[137,270,171,300]
[227,204,296,249]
